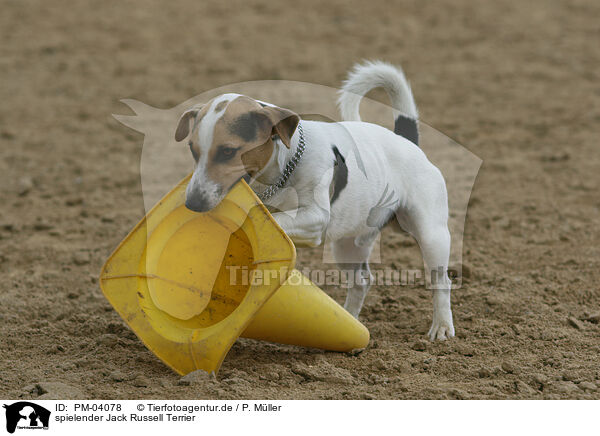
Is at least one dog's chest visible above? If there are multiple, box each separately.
[263,187,302,214]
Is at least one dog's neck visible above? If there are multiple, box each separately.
[253,131,299,186]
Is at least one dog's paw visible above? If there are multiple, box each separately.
[428,311,455,341]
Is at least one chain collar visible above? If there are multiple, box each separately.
[256,122,306,202]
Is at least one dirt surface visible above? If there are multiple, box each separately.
[1,0,600,400]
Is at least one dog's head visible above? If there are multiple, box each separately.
[174,94,299,212]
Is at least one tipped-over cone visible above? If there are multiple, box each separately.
[100,174,369,375]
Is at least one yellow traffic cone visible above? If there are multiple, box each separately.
[243,270,369,352]
[100,175,369,375]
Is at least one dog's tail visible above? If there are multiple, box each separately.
[337,60,419,146]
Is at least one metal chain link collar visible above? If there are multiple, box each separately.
[256,122,306,202]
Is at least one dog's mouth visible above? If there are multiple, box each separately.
[228,173,252,191]
[185,174,254,213]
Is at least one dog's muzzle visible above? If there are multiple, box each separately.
[185,171,223,213]
[185,195,211,213]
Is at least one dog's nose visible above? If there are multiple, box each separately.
[185,195,210,212]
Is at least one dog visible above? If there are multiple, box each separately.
[174,61,454,341]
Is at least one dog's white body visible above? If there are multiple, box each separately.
[177,61,455,341]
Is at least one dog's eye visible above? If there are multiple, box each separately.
[214,146,239,163]
[188,141,199,161]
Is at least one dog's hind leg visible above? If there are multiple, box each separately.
[332,236,376,318]
[411,218,455,341]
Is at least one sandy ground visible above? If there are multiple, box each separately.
[1,0,599,400]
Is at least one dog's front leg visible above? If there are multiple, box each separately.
[271,206,329,248]
[331,237,377,318]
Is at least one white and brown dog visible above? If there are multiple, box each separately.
[174,61,454,341]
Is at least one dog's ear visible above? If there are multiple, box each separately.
[175,106,203,142]
[258,106,300,148]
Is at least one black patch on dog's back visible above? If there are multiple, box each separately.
[394,115,419,146]
[330,145,348,204]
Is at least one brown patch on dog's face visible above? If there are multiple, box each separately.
[214,100,228,112]
[188,140,200,162]
[204,96,298,190]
